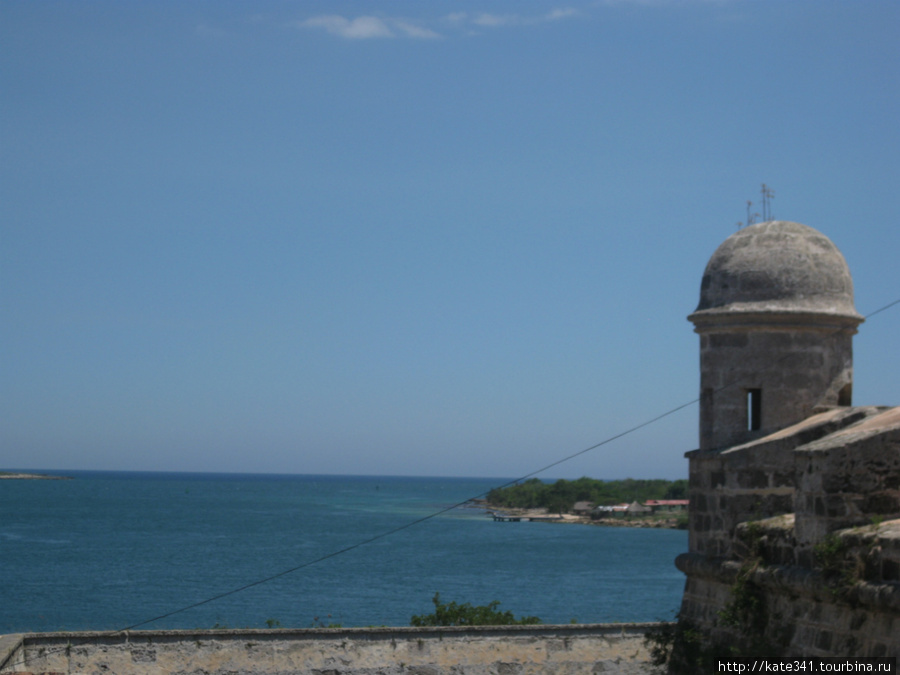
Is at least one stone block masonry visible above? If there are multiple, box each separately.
[678,406,900,657]
[677,221,900,662]
[0,623,662,675]
[676,518,900,657]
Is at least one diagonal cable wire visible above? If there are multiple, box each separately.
[114,392,702,633]
[862,297,900,320]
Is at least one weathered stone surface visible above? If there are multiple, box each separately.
[689,222,863,452]
[691,221,859,318]
[0,625,661,675]
[679,222,900,659]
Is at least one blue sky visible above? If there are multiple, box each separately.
[2,0,898,480]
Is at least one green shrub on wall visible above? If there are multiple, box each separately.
[410,593,541,627]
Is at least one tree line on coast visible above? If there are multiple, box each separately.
[485,477,688,514]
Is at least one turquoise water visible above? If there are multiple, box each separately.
[0,472,686,632]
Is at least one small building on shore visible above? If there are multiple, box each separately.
[591,503,628,518]
[572,500,594,515]
[625,501,652,517]
[644,499,688,513]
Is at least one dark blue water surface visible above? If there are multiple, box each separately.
[0,472,686,632]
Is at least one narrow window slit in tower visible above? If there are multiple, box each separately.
[747,389,762,431]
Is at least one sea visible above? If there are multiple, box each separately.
[0,472,687,633]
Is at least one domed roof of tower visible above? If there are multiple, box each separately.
[690,221,862,322]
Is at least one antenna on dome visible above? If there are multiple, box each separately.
[761,183,775,221]
[738,200,760,229]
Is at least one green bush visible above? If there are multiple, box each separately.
[410,593,540,627]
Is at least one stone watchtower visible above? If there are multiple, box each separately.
[688,220,863,451]
[678,221,900,658]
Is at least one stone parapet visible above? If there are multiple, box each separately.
[0,623,662,675]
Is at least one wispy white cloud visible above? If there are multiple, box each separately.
[472,13,519,27]
[299,7,582,40]
[299,14,440,40]
[463,8,582,30]
[443,12,469,25]
[546,8,581,21]
[300,15,395,39]
[393,21,442,40]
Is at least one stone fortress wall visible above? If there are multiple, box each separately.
[677,221,900,658]
[0,624,658,674]
[678,406,900,656]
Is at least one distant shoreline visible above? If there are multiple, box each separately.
[0,471,72,480]
[475,501,686,530]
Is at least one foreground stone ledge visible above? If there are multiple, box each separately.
[1,623,665,675]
